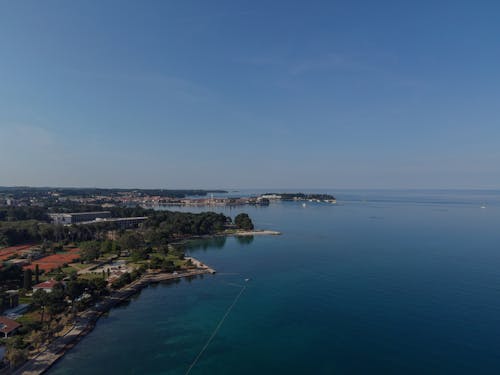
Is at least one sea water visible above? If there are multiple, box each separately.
[49,190,500,374]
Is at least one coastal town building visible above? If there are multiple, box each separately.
[0,316,21,338]
[32,280,62,293]
[0,290,19,312]
[6,258,29,267]
[49,211,111,225]
[80,216,148,229]
[260,194,282,200]
[2,304,29,320]
[49,212,147,229]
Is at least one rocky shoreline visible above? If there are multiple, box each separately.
[12,260,215,375]
[10,229,279,374]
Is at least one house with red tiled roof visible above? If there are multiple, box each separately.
[32,279,63,293]
[0,316,21,338]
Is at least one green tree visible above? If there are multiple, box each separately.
[35,264,40,284]
[158,243,169,255]
[0,264,23,287]
[161,260,175,272]
[6,346,27,368]
[66,280,85,304]
[100,240,114,254]
[118,231,144,250]
[149,256,162,269]
[131,247,151,262]
[26,330,44,351]
[32,289,49,323]
[89,278,108,296]
[112,240,119,254]
[111,272,132,289]
[80,241,100,262]
[23,269,32,290]
[46,284,66,329]
[234,213,254,230]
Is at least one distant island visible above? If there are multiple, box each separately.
[0,186,227,202]
[153,192,337,207]
[0,187,336,209]
[261,193,336,203]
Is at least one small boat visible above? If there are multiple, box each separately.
[245,278,250,282]
[302,203,307,208]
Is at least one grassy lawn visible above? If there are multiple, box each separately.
[19,295,32,304]
[78,272,105,281]
[17,313,37,325]
[174,259,187,268]
[158,253,188,268]
[130,259,148,265]
[61,266,78,274]
[67,262,89,270]
[39,274,52,282]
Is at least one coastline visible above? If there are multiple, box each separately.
[12,258,215,375]
[184,229,282,240]
[10,228,279,374]
[231,229,281,236]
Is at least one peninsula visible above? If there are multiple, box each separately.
[261,192,337,203]
[0,187,336,209]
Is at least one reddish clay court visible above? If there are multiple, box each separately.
[0,244,35,262]
[24,248,81,272]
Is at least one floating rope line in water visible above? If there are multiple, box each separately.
[224,282,244,288]
[185,285,247,375]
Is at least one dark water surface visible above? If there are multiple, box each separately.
[49,190,500,374]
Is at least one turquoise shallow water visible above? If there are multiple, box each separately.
[49,190,500,374]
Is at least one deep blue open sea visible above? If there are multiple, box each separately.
[49,190,500,374]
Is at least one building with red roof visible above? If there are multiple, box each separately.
[32,279,62,293]
[0,316,21,338]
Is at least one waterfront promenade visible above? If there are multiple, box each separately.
[13,263,215,375]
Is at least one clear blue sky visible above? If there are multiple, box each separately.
[1,1,499,189]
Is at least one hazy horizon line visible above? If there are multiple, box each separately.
[1,185,500,192]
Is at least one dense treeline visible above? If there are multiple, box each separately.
[266,192,336,200]
[49,205,150,217]
[144,211,229,242]
[0,221,45,246]
[109,206,152,218]
[0,207,241,247]
[0,264,23,288]
[235,213,254,230]
[0,187,227,199]
[48,203,103,214]
[147,211,231,248]
[0,220,127,246]
[0,207,49,222]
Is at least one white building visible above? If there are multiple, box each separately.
[49,211,111,225]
